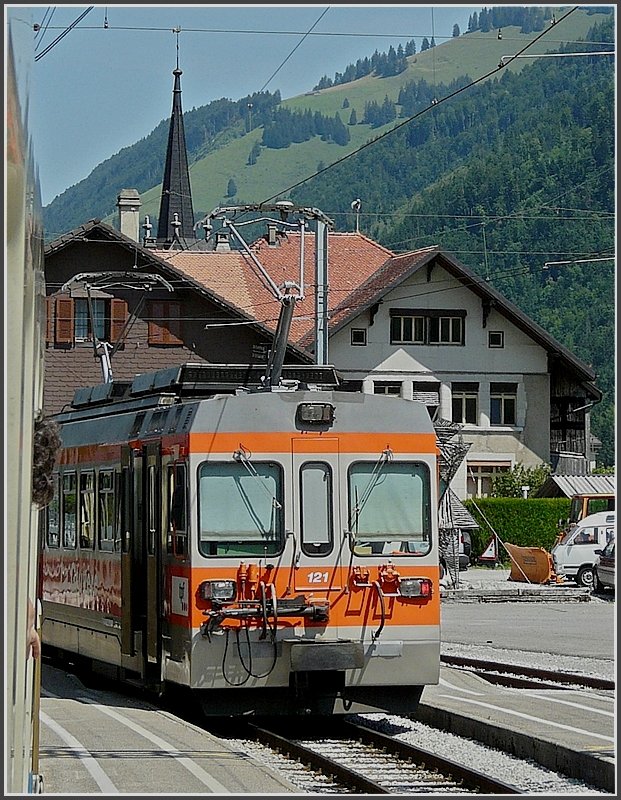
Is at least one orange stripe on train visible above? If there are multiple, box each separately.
[189,431,438,454]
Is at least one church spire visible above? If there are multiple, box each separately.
[156,52,196,249]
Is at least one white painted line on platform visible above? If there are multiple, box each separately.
[438,694,615,742]
[77,695,231,794]
[40,711,119,793]
[438,677,485,695]
[514,691,615,716]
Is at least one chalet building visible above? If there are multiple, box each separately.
[163,230,601,498]
[43,63,602,499]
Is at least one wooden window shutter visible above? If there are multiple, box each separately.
[148,301,182,346]
[148,301,165,345]
[164,302,182,345]
[110,298,128,343]
[54,296,74,344]
[45,296,55,344]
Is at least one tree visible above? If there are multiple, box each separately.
[421,37,430,51]
[349,108,358,125]
[226,177,237,197]
[491,463,552,498]
[453,24,461,37]
[342,97,350,109]
[247,141,261,166]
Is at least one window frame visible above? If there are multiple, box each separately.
[45,473,61,548]
[299,461,334,557]
[389,308,466,346]
[373,381,402,396]
[79,470,96,550]
[197,459,285,558]
[451,382,479,425]
[488,330,504,348]
[350,328,367,346]
[490,382,518,426]
[61,471,77,549]
[97,469,116,552]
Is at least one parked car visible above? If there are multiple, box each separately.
[594,539,615,592]
[551,511,615,588]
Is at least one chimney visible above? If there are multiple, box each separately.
[267,222,278,246]
[117,189,141,241]
[214,228,230,252]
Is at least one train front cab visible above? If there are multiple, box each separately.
[173,390,441,716]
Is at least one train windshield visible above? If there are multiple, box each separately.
[347,460,432,556]
[198,461,285,556]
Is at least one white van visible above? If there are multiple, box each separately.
[551,511,615,588]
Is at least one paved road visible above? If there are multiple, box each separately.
[440,598,614,660]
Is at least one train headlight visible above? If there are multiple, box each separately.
[199,580,237,602]
[296,402,335,425]
[399,578,432,598]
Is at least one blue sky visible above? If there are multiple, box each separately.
[16,4,483,206]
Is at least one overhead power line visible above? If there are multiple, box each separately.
[259,6,582,204]
[35,6,94,61]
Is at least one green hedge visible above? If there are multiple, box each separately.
[463,497,571,564]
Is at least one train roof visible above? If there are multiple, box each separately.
[56,362,342,421]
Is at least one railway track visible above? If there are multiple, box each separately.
[244,719,523,794]
[440,654,615,691]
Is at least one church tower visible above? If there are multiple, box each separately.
[155,64,196,249]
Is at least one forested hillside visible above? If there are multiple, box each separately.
[286,15,615,466]
[41,8,615,465]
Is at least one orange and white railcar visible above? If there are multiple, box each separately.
[41,363,441,716]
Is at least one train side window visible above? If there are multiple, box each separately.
[46,474,60,548]
[97,470,115,552]
[79,471,95,549]
[167,463,187,557]
[300,462,333,556]
[62,472,77,549]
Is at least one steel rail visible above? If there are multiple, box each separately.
[440,655,615,690]
[342,720,523,795]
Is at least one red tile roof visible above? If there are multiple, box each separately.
[156,231,394,347]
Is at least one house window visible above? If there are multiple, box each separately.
[374,381,402,396]
[351,328,367,346]
[147,300,183,345]
[467,462,511,498]
[488,330,504,348]
[75,298,107,341]
[428,315,464,344]
[452,382,479,424]
[47,295,127,345]
[490,382,517,425]
[390,308,465,345]
[390,313,425,344]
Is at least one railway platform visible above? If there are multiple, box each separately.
[38,665,300,794]
[419,666,615,793]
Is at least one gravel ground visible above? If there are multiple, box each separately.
[440,640,615,682]
[225,569,614,794]
[224,705,610,795]
[351,711,609,795]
